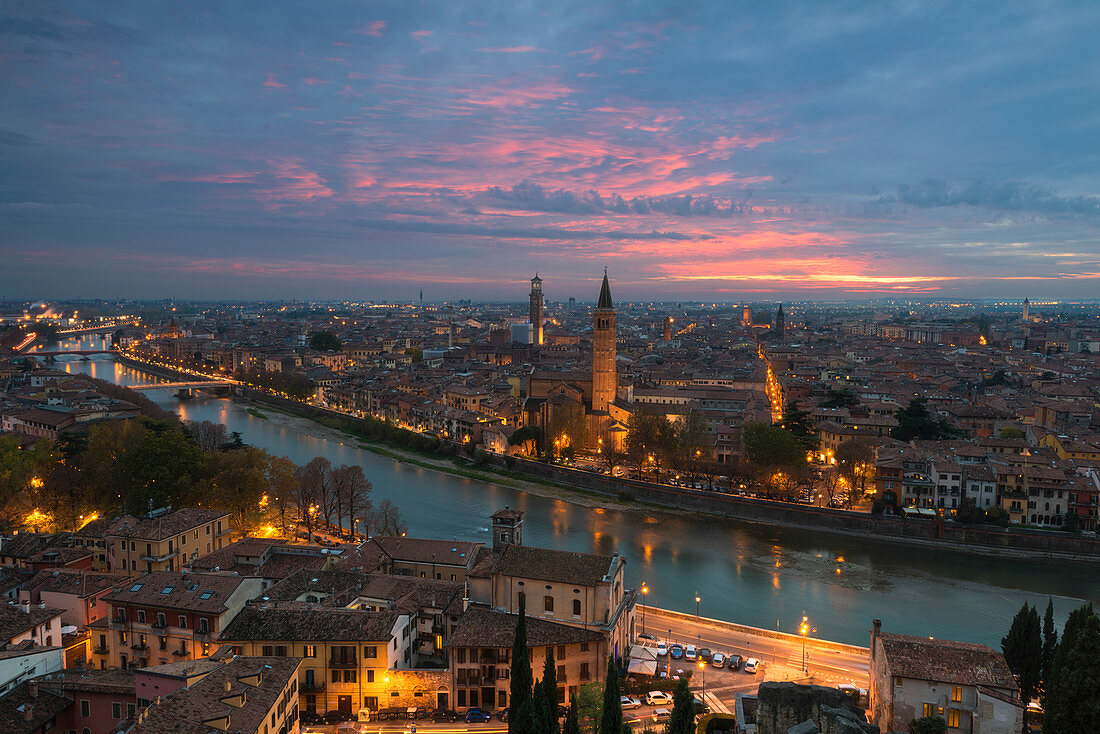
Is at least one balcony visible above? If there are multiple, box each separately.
[193,630,213,642]
[131,642,148,651]
[109,618,127,630]
[172,647,189,657]
[140,551,179,563]
[328,658,358,669]
[300,681,326,694]
[92,645,109,656]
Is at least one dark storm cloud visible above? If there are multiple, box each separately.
[883,179,1100,220]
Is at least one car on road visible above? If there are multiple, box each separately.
[726,654,743,671]
[620,696,641,710]
[744,658,759,674]
[710,652,725,668]
[692,695,711,715]
[684,644,697,661]
[465,708,493,723]
[656,642,668,657]
[430,710,460,723]
[698,647,712,661]
[652,708,672,724]
[669,643,684,659]
[645,691,674,706]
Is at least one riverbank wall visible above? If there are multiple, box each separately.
[113,355,1100,563]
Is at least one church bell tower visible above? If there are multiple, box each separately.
[529,274,544,345]
[592,269,617,412]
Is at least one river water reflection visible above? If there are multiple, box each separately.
[44,339,1100,647]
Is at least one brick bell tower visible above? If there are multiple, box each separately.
[592,269,617,413]
[529,273,544,345]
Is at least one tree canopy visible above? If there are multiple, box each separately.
[309,330,343,352]
[891,398,965,442]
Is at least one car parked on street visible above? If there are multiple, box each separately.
[684,644,697,661]
[656,642,668,657]
[726,654,743,671]
[652,708,672,723]
[620,696,641,710]
[744,658,759,674]
[430,710,460,723]
[710,652,725,668]
[465,708,493,723]
[645,691,674,706]
[670,643,684,659]
[698,647,712,662]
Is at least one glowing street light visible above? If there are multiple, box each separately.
[641,582,649,635]
[695,592,701,619]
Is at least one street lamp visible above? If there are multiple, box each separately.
[799,615,815,674]
[695,592,701,620]
[698,659,706,701]
[641,583,649,635]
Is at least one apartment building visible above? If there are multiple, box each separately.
[869,620,1022,734]
[447,606,605,712]
[106,508,233,574]
[219,605,428,721]
[91,571,261,669]
[129,655,301,734]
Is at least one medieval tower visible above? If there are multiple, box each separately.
[775,302,785,340]
[529,274,544,345]
[592,270,617,412]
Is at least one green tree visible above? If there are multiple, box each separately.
[836,438,876,500]
[509,426,543,456]
[1042,597,1058,706]
[743,423,807,497]
[509,596,533,734]
[199,446,271,531]
[820,388,859,409]
[575,683,604,734]
[674,409,709,476]
[533,676,552,734]
[779,401,818,451]
[563,696,581,734]
[907,716,947,734]
[998,426,1025,439]
[1001,603,1042,705]
[625,410,675,479]
[891,398,965,442]
[549,400,588,458]
[541,646,560,734]
[667,677,694,734]
[1044,608,1100,734]
[309,331,342,351]
[598,658,622,734]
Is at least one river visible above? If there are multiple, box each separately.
[38,336,1100,648]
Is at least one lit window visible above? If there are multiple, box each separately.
[951,686,962,702]
[947,709,960,728]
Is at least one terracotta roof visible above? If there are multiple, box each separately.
[40,666,136,694]
[0,602,62,642]
[491,544,617,586]
[103,571,255,615]
[219,605,400,643]
[371,536,481,567]
[878,632,1018,691]
[129,656,300,734]
[107,508,229,541]
[448,606,603,648]
[24,569,121,598]
[0,682,71,734]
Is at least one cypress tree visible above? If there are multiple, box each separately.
[510,596,533,734]
[1001,603,1042,704]
[668,677,695,734]
[533,677,552,734]
[542,646,560,734]
[563,695,580,734]
[1041,597,1057,705]
[1043,611,1100,734]
[598,657,622,734]
[516,697,539,734]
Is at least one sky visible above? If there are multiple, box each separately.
[2,1,1100,302]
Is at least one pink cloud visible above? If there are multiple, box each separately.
[411,30,434,40]
[463,81,572,108]
[478,46,538,53]
[303,77,329,86]
[355,20,387,37]
[262,73,288,89]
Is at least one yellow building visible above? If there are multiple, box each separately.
[107,508,233,574]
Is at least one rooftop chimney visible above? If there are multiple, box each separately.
[19,601,30,614]
[871,619,882,661]
[28,680,38,698]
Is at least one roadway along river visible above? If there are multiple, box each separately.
[41,337,1100,648]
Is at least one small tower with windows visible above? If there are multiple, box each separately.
[491,507,524,548]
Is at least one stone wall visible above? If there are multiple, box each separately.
[755,682,877,734]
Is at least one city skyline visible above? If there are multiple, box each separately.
[3,2,1100,300]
